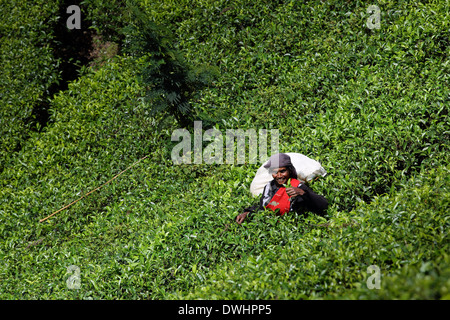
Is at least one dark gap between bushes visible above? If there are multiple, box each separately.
[30,0,109,132]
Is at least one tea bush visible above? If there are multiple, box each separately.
[168,165,449,299]
[0,0,61,172]
[0,0,448,299]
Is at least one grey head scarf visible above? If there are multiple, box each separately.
[263,153,298,178]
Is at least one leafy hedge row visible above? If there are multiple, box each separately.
[139,0,449,212]
[0,0,449,299]
[0,53,253,298]
[167,165,449,299]
[0,55,161,298]
[0,0,61,171]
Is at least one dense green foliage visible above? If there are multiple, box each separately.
[121,4,218,127]
[0,0,61,171]
[0,0,448,299]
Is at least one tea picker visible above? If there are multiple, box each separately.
[236,153,328,224]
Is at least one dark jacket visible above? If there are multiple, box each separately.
[244,180,328,216]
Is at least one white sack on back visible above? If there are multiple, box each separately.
[249,153,327,196]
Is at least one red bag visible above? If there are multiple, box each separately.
[265,179,301,216]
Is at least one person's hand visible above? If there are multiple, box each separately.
[236,212,249,224]
[286,187,305,198]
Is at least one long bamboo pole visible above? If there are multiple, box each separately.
[39,155,149,223]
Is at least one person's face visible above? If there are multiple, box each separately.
[271,167,290,186]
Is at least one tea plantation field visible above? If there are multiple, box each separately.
[0,0,448,300]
